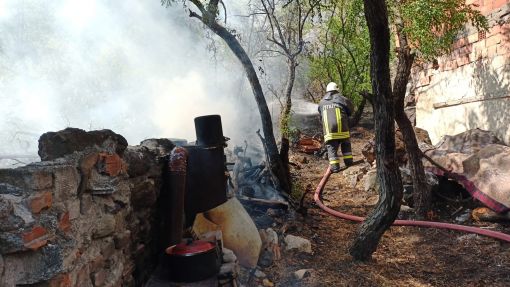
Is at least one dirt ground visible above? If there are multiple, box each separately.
[256,126,510,287]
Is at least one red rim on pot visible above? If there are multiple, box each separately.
[165,240,216,257]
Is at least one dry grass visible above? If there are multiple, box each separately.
[261,134,510,287]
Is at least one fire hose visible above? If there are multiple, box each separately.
[313,166,510,243]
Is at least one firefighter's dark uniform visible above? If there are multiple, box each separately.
[318,91,354,172]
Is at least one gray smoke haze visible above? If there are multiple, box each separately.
[0,0,268,167]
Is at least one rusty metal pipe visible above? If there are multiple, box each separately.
[167,146,188,246]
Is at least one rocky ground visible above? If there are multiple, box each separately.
[243,124,510,286]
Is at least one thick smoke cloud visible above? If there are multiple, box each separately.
[0,0,263,166]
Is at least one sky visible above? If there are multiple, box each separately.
[0,0,268,165]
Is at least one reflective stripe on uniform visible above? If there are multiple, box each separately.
[324,132,350,142]
[335,108,342,134]
[329,160,340,164]
[323,112,329,136]
[343,155,353,159]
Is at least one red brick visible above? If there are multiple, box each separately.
[58,211,71,233]
[22,225,48,250]
[97,153,126,176]
[48,273,72,287]
[486,34,502,47]
[28,191,52,213]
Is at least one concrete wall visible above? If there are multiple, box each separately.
[414,1,510,145]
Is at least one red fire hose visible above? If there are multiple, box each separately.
[313,166,510,243]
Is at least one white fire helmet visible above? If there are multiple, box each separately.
[326,82,339,92]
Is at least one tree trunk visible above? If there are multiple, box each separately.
[392,20,431,218]
[280,59,297,138]
[349,97,366,127]
[202,18,291,193]
[349,0,403,261]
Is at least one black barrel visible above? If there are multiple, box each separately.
[184,145,227,227]
[194,115,224,147]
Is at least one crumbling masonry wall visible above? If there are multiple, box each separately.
[0,128,174,287]
[413,1,510,145]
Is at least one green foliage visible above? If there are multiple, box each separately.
[306,0,371,107]
[396,0,488,59]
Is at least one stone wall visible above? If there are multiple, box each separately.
[413,1,510,145]
[0,128,173,287]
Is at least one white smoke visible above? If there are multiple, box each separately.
[0,0,265,166]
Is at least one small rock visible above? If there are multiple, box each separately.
[362,169,379,193]
[455,209,472,223]
[264,228,278,245]
[348,175,358,188]
[257,249,273,268]
[293,269,312,280]
[140,138,175,157]
[284,234,312,254]
[400,168,413,185]
[262,278,274,287]
[222,248,237,263]
[400,205,413,212]
[254,269,266,278]
[457,233,479,242]
[219,262,237,275]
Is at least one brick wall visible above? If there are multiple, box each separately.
[412,1,510,144]
[0,129,173,286]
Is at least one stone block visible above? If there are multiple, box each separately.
[0,167,53,194]
[100,237,116,259]
[74,264,93,287]
[93,215,116,239]
[3,244,62,285]
[114,230,131,250]
[29,170,54,191]
[38,128,128,161]
[28,191,52,214]
[130,179,157,210]
[66,199,81,220]
[91,270,107,287]
[89,254,105,273]
[0,231,24,254]
[123,146,157,178]
[53,165,80,201]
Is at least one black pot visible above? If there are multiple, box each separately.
[164,240,221,283]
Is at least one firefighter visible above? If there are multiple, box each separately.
[318,82,354,173]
